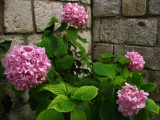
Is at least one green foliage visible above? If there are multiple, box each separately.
[141,83,156,92]
[145,98,159,114]
[0,40,12,51]
[71,86,98,101]
[67,27,78,42]
[37,109,64,120]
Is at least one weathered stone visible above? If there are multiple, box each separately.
[100,19,157,46]
[122,0,146,16]
[27,34,43,44]
[93,19,100,42]
[149,71,160,103]
[81,0,90,5]
[34,1,63,32]
[86,6,91,29]
[7,104,35,120]
[61,0,79,1]
[139,70,150,83]
[149,0,160,15]
[78,30,91,55]
[4,0,33,33]
[93,0,120,17]
[158,19,160,45]
[114,45,160,70]
[93,43,113,60]
[0,0,3,34]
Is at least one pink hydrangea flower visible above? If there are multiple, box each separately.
[117,82,149,117]
[61,2,88,28]
[125,50,145,71]
[2,44,51,91]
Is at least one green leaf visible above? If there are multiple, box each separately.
[141,83,156,92]
[129,109,150,120]
[132,70,144,89]
[99,53,115,58]
[0,62,5,78]
[120,65,129,79]
[35,99,52,116]
[48,95,76,112]
[78,35,88,43]
[44,16,58,31]
[71,86,98,101]
[145,98,159,114]
[37,109,64,120]
[41,83,67,95]
[72,41,86,57]
[81,58,91,68]
[93,63,116,79]
[0,40,12,51]
[35,42,42,47]
[67,26,78,42]
[54,37,68,57]
[119,58,131,65]
[71,107,87,120]
[114,76,126,85]
[49,35,58,56]
[56,22,67,32]
[55,54,74,70]
[99,94,118,120]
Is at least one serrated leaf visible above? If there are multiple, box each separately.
[71,86,98,101]
[56,22,67,32]
[55,54,74,70]
[0,40,12,51]
[145,98,159,114]
[99,53,115,58]
[71,107,87,120]
[44,16,58,31]
[114,76,126,85]
[141,83,156,92]
[93,63,116,79]
[72,41,86,57]
[48,95,76,112]
[120,65,129,78]
[37,109,64,120]
[41,83,67,95]
[67,27,78,42]
[119,58,131,65]
[54,37,68,57]
[78,35,88,43]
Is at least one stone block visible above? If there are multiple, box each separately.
[100,19,157,46]
[27,34,43,44]
[81,0,90,5]
[122,0,146,16]
[78,30,91,55]
[93,19,100,42]
[149,0,160,15]
[86,6,91,29]
[149,71,160,103]
[114,45,160,70]
[34,1,63,32]
[93,0,120,17]
[93,43,113,60]
[4,0,33,33]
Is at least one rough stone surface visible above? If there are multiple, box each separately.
[93,43,113,60]
[93,19,100,42]
[158,19,160,45]
[139,70,150,83]
[27,34,43,44]
[81,0,90,5]
[34,1,63,32]
[149,71,160,103]
[122,0,146,16]
[100,19,157,46]
[78,30,91,55]
[149,0,160,15]
[86,6,91,28]
[114,45,160,70]
[93,0,120,17]
[4,0,33,33]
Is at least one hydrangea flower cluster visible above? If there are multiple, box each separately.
[2,44,51,91]
[61,3,88,28]
[125,50,145,71]
[117,83,149,117]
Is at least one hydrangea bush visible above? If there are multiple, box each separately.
[0,2,159,120]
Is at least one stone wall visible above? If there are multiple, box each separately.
[0,0,91,120]
[93,0,160,119]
